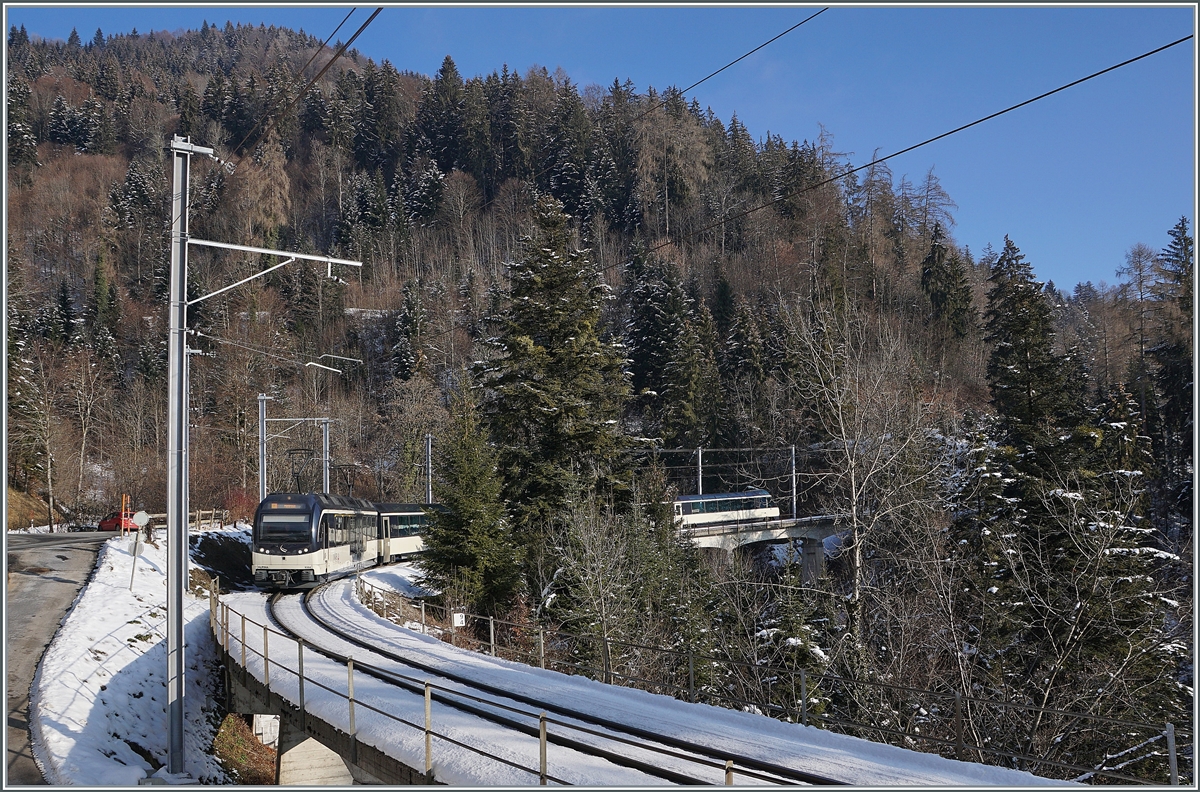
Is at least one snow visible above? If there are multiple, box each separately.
[250,569,1074,787]
[28,527,230,784]
[27,539,1078,787]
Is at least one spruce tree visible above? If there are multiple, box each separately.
[984,236,1065,453]
[478,196,630,584]
[418,387,521,616]
[920,222,973,339]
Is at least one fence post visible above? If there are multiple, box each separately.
[347,658,356,765]
[489,616,496,657]
[421,601,427,635]
[424,682,433,780]
[1166,723,1178,785]
[800,668,807,727]
[240,613,246,670]
[602,636,611,684]
[688,651,696,703]
[725,759,733,785]
[539,712,548,785]
[298,641,305,733]
[539,629,546,669]
[263,626,270,691]
[222,603,229,650]
[954,690,963,759]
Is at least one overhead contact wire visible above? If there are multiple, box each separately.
[649,33,1195,257]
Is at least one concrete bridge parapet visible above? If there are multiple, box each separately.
[681,515,842,580]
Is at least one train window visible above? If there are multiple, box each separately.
[258,513,311,542]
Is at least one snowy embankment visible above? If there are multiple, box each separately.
[28,527,244,785]
[211,564,1073,787]
[347,568,1078,787]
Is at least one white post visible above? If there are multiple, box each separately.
[321,419,330,494]
[425,433,433,504]
[258,394,270,501]
[697,447,703,495]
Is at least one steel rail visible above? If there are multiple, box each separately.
[305,582,847,785]
[266,591,716,785]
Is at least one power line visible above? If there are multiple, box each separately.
[633,8,828,123]
[234,6,384,159]
[644,33,1196,259]
[228,7,359,157]
[189,330,312,368]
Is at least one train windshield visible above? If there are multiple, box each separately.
[256,513,312,542]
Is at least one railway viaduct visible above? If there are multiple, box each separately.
[222,642,428,785]
[682,514,844,581]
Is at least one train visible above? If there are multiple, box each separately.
[673,488,780,528]
[251,492,438,589]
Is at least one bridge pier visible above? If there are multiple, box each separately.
[800,536,823,583]
[276,718,382,785]
[220,645,433,785]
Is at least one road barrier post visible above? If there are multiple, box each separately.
[263,626,269,691]
[424,682,433,780]
[421,601,427,634]
[602,636,611,684]
[539,630,546,669]
[539,712,547,785]
[954,690,963,759]
[725,759,734,785]
[688,652,696,703]
[240,613,246,670]
[489,617,496,657]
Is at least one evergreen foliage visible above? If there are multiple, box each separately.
[418,387,521,616]
[984,237,1066,451]
[3,23,1190,780]
[478,197,630,576]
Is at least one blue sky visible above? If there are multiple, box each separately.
[6,4,1196,290]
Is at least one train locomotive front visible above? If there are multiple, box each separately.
[251,492,380,588]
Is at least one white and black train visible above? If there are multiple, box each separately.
[672,488,780,528]
[251,493,436,589]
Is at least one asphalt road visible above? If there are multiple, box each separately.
[6,531,110,785]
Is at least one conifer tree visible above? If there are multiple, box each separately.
[418,387,521,616]
[478,196,630,586]
[920,222,973,339]
[984,236,1065,452]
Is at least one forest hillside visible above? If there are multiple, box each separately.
[5,21,1193,781]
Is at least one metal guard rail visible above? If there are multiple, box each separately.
[355,575,1188,786]
[207,590,817,786]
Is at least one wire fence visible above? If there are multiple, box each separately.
[355,575,1191,786]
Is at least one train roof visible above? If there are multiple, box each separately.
[374,502,443,514]
[674,488,770,502]
[257,492,376,511]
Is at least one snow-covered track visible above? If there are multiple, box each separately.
[291,583,847,786]
[268,590,798,785]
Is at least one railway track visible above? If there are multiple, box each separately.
[265,583,845,786]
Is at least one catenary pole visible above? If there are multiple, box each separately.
[258,394,271,501]
[322,419,330,494]
[425,433,433,504]
[167,134,212,775]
